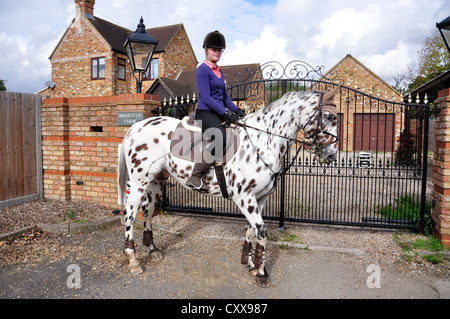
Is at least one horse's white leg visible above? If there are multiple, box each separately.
[123,181,145,275]
[142,176,166,261]
[236,194,270,288]
[241,196,269,267]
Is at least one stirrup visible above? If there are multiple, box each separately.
[187,176,208,192]
[193,178,204,190]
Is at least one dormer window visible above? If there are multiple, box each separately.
[91,57,105,79]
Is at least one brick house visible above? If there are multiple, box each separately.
[321,54,403,152]
[40,0,197,98]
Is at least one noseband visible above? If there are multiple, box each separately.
[302,92,339,154]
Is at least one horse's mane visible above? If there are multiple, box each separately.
[256,91,314,116]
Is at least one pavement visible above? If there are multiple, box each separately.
[0,213,449,305]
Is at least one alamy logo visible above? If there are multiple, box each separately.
[366,264,381,289]
[66,264,81,289]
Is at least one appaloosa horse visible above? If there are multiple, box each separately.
[117,88,339,287]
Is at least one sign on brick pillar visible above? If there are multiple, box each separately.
[41,98,71,200]
[432,88,450,248]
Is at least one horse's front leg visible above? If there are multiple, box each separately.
[249,225,269,287]
[241,224,255,267]
[123,186,144,275]
[238,196,271,288]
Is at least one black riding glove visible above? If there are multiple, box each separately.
[223,110,239,123]
[234,108,246,118]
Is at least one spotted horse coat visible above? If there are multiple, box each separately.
[117,89,339,288]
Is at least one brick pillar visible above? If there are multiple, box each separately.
[41,98,71,200]
[41,94,159,207]
[432,88,450,248]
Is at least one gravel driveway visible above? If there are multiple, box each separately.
[1,212,449,301]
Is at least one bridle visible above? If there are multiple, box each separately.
[236,92,339,154]
[234,91,339,177]
[301,92,339,154]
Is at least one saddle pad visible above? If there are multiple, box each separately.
[170,122,240,163]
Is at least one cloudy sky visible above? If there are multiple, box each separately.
[0,0,448,93]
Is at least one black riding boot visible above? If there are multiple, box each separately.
[186,159,212,191]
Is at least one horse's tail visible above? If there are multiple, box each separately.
[118,142,129,206]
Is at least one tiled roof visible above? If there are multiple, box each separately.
[148,63,261,100]
[148,77,197,100]
[177,63,261,88]
[88,15,182,54]
[87,16,131,54]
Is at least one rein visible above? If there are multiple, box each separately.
[235,93,339,151]
[234,92,339,178]
[235,121,313,147]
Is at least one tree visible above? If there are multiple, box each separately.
[395,29,450,93]
[0,79,6,91]
[395,128,417,166]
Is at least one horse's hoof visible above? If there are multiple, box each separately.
[249,268,271,288]
[129,266,144,275]
[255,274,271,288]
[149,249,163,261]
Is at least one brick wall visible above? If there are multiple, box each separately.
[328,55,403,152]
[41,94,159,207]
[432,88,450,247]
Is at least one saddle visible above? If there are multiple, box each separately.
[169,114,240,199]
[169,114,240,164]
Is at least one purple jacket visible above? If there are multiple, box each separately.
[196,63,237,115]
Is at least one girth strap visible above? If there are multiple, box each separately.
[214,163,230,199]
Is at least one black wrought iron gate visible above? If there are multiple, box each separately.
[160,61,433,231]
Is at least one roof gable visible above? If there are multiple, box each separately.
[88,15,131,54]
[146,24,183,53]
[49,15,113,59]
[323,54,400,96]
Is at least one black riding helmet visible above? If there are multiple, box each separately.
[202,30,226,49]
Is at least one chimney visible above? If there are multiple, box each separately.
[75,0,95,18]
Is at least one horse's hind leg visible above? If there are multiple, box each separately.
[123,182,145,274]
[142,175,166,261]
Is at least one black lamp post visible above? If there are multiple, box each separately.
[437,15,450,55]
[124,17,158,93]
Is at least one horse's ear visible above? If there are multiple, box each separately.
[323,86,340,104]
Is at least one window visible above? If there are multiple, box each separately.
[117,58,126,80]
[91,57,105,79]
[144,58,159,80]
[150,58,159,79]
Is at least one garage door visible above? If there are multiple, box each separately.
[354,113,395,152]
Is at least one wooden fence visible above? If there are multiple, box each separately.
[0,92,43,208]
